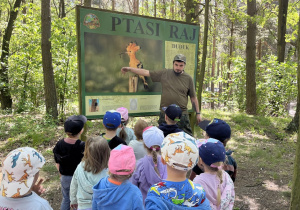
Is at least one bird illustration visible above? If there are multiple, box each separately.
[121,42,148,90]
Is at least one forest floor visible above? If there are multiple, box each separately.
[0,110,297,210]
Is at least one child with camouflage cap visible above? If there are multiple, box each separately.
[145,132,211,210]
[0,147,52,209]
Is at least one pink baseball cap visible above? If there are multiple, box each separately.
[116,107,129,121]
[108,144,135,175]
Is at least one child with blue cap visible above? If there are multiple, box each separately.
[101,110,127,149]
[193,138,235,209]
[190,118,237,182]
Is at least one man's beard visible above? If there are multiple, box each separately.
[173,69,183,76]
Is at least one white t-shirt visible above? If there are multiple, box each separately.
[0,192,53,210]
[128,140,147,161]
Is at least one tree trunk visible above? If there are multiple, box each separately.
[170,0,174,19]
[246,0,257,115]
[84,0,91,7]
[277,0,289,63]
[154,0,156,17]
[290,14,300,205]
[59,0,66,18]
[211,0,217,110]
[112,0,115,11]
[41,0,58,119]
[198,0,210,111]
[286,11,300,133]
[0,0,22,110]
[134,0,139,14]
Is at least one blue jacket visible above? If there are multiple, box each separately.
[145,179,211,210]
[92,176,144,210]
[145,195,211,210]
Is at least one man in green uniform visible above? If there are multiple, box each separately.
[121,54,201,135]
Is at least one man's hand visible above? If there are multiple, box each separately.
[70,204,78,209]
[196,113,201,124]
[121,67,131,74]
[32,179,46,196]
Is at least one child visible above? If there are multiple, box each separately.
[53,115,87,210]
[193,139,235,209]
[131,126,167,202]
[145,132,211,209]
[158,104,183,137]
[70,136,110,210]
[190,118,237,182]
[116,107,137,144]
[101,110,127,149]
[92,145,144,210]
[0,147,52,209]
[128,119,148,161]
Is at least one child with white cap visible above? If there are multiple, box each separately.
[145,132,211,209]
[116,107,136,144]
[131,126,167,202]
[92,145,143,210]
[0,147,52,209]
[193,139,235,210]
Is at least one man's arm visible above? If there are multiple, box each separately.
[190,96,202,124]
[121,67,150,77]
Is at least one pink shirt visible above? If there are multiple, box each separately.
[193,170,235,210]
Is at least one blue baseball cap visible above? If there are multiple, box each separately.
[200,118,231,142]
[103,110,121,129]
[198,138,226,166]
[162,104,182,121]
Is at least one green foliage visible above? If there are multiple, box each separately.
[5,1,78,114]
[203,55,297,116]
[0,114,58,153]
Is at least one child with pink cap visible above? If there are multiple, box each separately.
[116,107,136,144]
[131,126,167,203]
[92,145,143,210]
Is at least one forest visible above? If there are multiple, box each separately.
[1,0,300,209]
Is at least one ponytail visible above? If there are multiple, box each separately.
[144,144,161,178]
[216,169,223,206]
[119,121,128,141]
[209,162,223,207]
[151,147,161,178]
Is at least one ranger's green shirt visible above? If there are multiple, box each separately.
[150,69,196,113]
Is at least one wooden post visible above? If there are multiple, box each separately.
[129,76,138,92]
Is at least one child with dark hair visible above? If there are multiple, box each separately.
[131,126,167,202]
[193,139,235,209]
[116,107,136,144]
[0,147,52,209]
[70,136,110,210]
[190,118,237,182]
[128,119,148,161]
[92,145,143,210]
[158,104,183,137]
[53,115,87,210]
[101,110,127,149]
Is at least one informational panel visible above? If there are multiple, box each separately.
[76,6,199,119]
